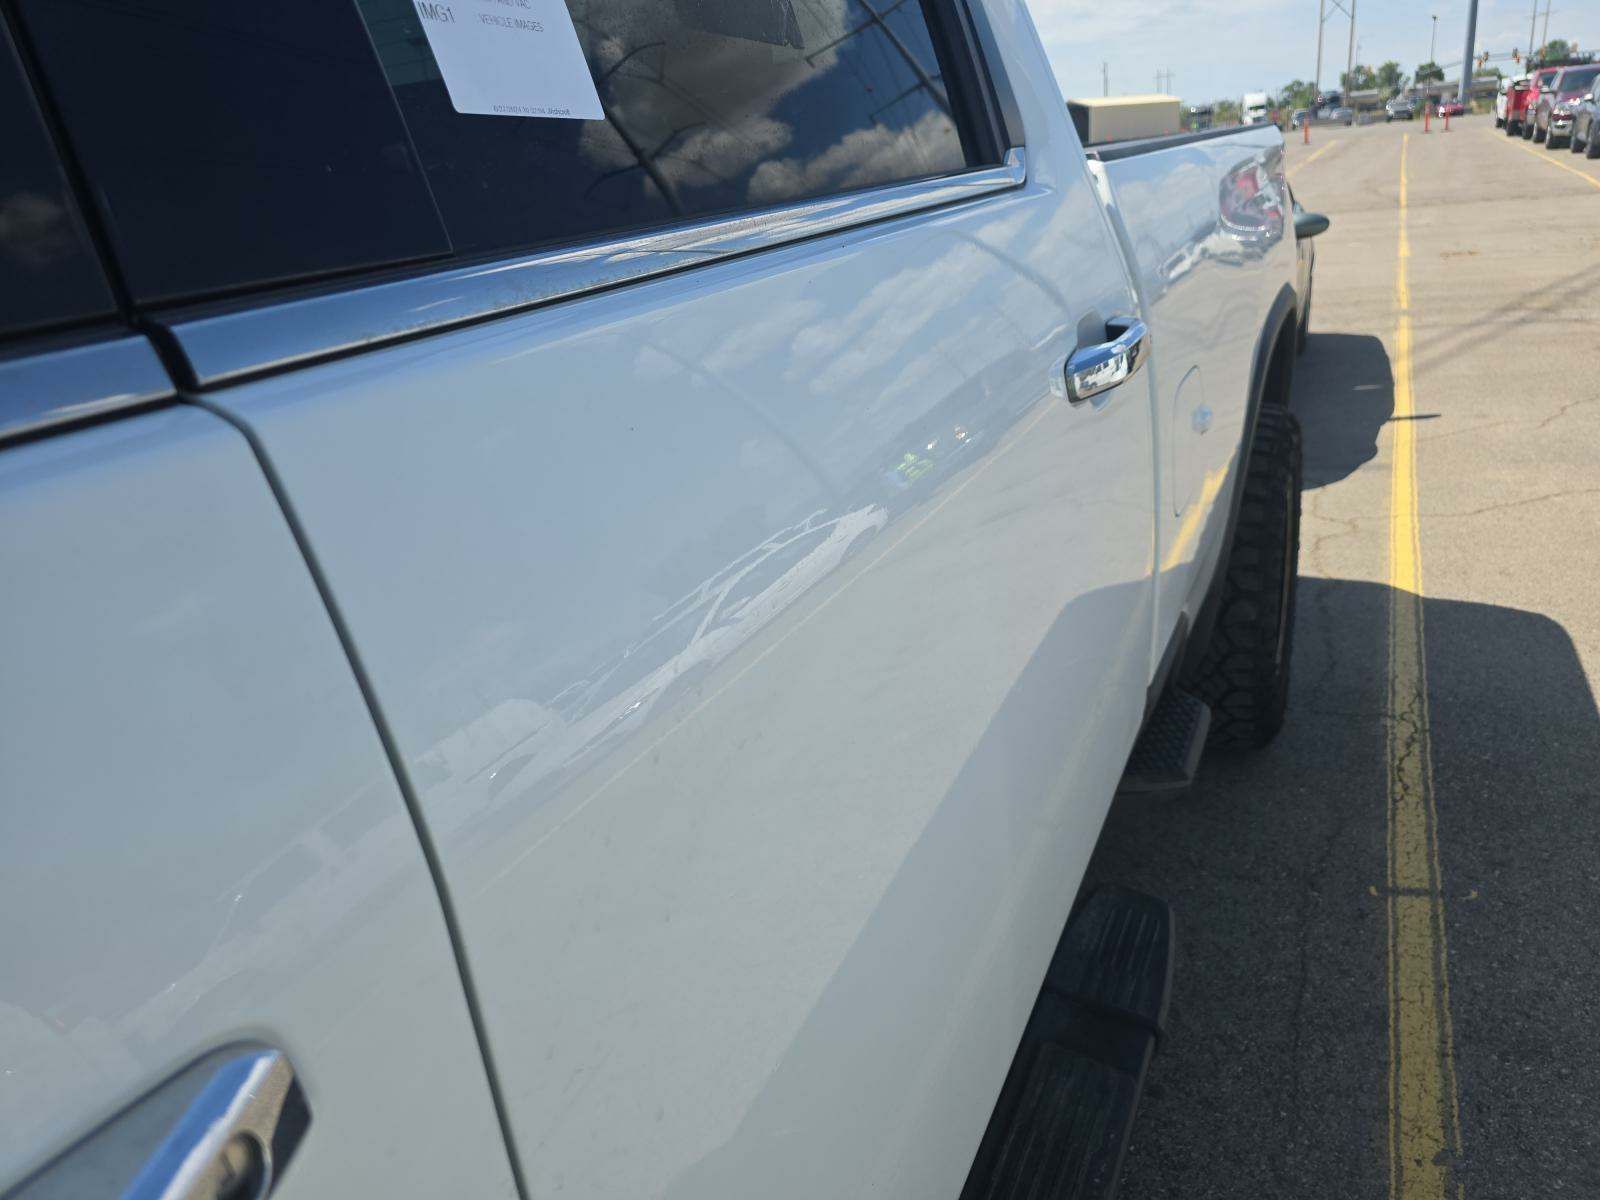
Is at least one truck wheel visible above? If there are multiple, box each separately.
[1587,135,1600,159]
[1187,407,1302,750]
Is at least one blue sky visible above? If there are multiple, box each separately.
[1029,0,1600,105]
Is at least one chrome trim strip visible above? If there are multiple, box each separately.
[0,336,173,443]
[169,150,1027,388]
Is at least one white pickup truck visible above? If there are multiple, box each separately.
[0,2,1326,1198]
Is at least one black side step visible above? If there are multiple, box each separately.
[960,888,1173,1200]
[1116,687,1210,797]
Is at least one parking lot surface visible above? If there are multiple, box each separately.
[1086,116,1600,1197]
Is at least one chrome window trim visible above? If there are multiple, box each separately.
[166,150,1027,388]
[0,336,173,444]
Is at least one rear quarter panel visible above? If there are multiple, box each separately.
[1096,127,1296,654]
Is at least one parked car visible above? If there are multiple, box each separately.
[1537,64,1600,148]
[1569,81,1600,157]
[1521,66,1566,140]
[1504,75,1535,134]
[1,3,1323,1199]
[1386,96,1418,121]
[1322,105,1356,124]
[1438,99,1466,118]
[1496,77,1514,126]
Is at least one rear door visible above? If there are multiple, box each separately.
[33,1,1155,1195]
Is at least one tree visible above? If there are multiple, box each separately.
[1375,61,1408,95]
[1277,79,1317,112]
[1340,64,1377,92]
[1537,39,1572,63]
[1415,61,1445,85]
[1213,99,1241,126]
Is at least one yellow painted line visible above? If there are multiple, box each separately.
[1489,128,1600,190]
[1288,140,1338,176]
[1386,133,1466,1200]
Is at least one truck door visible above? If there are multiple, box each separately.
[27,1,1154,1196]
[0,18,515,1196]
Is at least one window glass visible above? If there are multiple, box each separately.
[14,0,982,308]
[0,20,116,338]
[13,0,452,304]
[1559,66,1600,95]
[358,0,977,259]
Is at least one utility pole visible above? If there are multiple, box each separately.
[1314,0,1326,98]
[1528,0,1540,61]
[1430,14,1438,65]
[1539,0,1551,57]
[1345,0,1358,96]
[1103,60,1109,96]
[1459,0,1479,104]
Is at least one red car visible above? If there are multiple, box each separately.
[1503,78,1532,132]
[1517,67,1565,140]
[1438,99,1466,118]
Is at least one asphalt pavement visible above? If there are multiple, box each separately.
[1085,115,1600,1198]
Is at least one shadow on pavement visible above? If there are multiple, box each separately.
[1084,577,1600,1198]
[1293,333,1397,489]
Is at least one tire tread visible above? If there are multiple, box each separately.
[1186,406,1303,750]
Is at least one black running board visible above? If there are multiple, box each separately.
[1117,686,1210,797]
[960,888,1173,1200]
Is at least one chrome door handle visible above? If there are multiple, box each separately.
[7,1045,309,1200]
[1065,317,1150,404]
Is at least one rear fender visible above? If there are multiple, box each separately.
[1177,284,1297,684]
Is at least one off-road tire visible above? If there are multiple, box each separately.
[1187,406,1302,750]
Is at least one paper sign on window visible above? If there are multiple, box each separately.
[413,0,604,120]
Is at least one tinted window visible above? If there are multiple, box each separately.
[357,0,977,258]
[0,20,116,338]
[13,0,451,304]
[1559,67,1600,95]
[14,0,982,308]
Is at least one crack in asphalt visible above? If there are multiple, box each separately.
[1423,485,1600,519]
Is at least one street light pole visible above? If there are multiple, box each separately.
[1459,0,1479,105]
[1430,14,1438,65]
[1528,0,1540,61]
[1345,0,1357,96]
[1315,0,1326,99]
